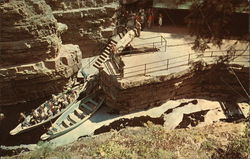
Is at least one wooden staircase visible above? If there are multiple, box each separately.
[93,39,117,69]
[93,28,129,70]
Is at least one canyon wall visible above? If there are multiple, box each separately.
[45,0,119,58]
[100,64,249,113]
[0,0,82,106]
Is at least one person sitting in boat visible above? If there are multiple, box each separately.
[44,105,49,117]
[51,105,58,115]
[52,94,57,101]
[47,108,53,116]
[40,110,47,121]
[44,101,49,108]
[62,100,69,108]
[58,96,64,105]
[67,94,71,103]
[31,109,39,123]
[57,103,62,111]
[18,112,26,122]
[22,115,31,127]
[30,117,37,125]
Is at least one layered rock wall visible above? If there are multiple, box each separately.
[45,0,119,58]
[0,0,82,106]
[100,64,249,113]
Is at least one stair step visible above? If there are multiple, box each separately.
[96,59,104,65]
[102,52,109,58]
[103,49,111,55]
[93,64,99,69]
[118,33,122,39]
[107,43,114,48]
[110,39,117,44]
[99,55,106,61]
[104,48,111,53]
[106,45,112,50]
[95,61,102,66]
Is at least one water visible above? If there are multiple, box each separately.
[0,99,51,146]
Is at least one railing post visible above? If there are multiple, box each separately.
[153,42,154,49]
[161,36,163,45]
[165,40,167,52]
[211,51,213,57]
[144,64,146,75]
[188,54,190,65]
[167,59,169,70]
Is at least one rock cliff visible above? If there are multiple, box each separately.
[45,0,119,58]
[100,64,249,113]
[0,0,82,106]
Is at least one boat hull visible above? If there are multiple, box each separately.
[41,93,104,140]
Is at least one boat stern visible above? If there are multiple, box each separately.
[41,133,50,140]
[10,124,22,135]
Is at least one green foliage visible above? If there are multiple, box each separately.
[25,141,54,159]
[178,0,248,51]
[212,137,250,159]
[189,60,207,73]
[87,124,175,159]
[22,141,71,159]
[200,140,216,151]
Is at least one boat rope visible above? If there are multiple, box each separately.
[227,67,250,99]
[220,77,246,100]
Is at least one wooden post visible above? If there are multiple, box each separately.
[188,54,190,65]
[167,59,169,70]
[211,51,213,57]
[165,40,167,52]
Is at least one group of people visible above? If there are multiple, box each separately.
[118,8,164,31]
[20,89,78,127]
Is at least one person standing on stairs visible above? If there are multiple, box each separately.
[135,19,141,37]
[158,13,163,27]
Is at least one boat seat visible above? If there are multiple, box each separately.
[74,108,85,119]
[81,103,93,111]
[85,101,97,110]
[78,105,91,115]
[64,119,72,126]
[89,99,98,105]
[68,114,79,124]
[61,121,69,128]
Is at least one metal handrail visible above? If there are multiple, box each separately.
[133,35,167,52]
[123,49,249,78]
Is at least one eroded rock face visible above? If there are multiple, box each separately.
[0,0,82,106]
[100,64,249,113]
[46,0,119,58]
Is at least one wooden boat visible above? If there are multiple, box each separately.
[40,91,105,140]
[9,83,87,136]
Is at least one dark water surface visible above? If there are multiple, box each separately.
[0,99,52,147]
